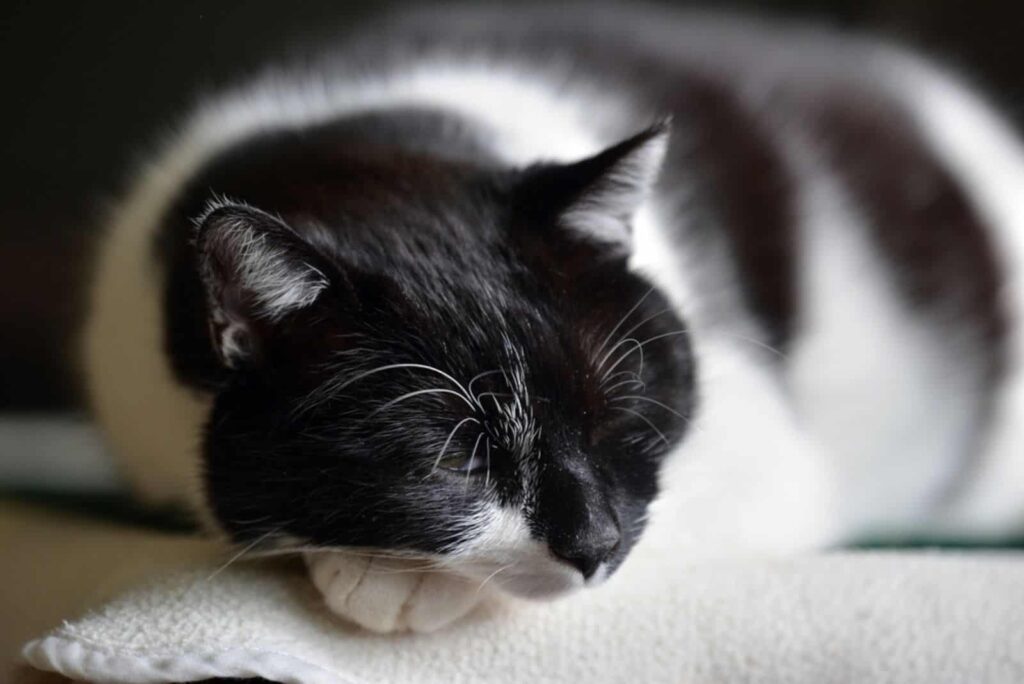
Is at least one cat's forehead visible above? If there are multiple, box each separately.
[475,337,541,457]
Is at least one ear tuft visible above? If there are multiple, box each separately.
[521,120,670,250]
[195,201,329,367]
[563,121,670,242]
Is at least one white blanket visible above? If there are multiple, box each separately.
[7,503,1024,684]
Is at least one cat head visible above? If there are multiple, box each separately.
[193,121,695,598]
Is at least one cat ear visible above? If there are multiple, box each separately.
[194,201,331,368]
[519,121,670,250]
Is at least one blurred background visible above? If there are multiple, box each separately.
[1,0,1022,414]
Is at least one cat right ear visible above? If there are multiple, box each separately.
[515,121,670,253]
[194,201,331,368]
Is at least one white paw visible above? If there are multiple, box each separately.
[305,551,486,633]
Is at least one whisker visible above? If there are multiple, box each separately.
[611,406,670,445]
[428,417,480,476]
[206,529,279,581]
[596,307,679,374]
[603,377,646,395]
[611,395,689,422]
[260,547,451,574]
[594,287,654,358]
[484,437,492,488]
[363,562,452,575]
[476,391,514,411]
[467,369,503,407]
[595,337,641,375]
[305,548,439,562]
[466,432,485,491]
[617,307,675,341]
[300,362,475,415]
[600,339,644,382]
[475,564,512,596]
[601,370,643,386]
[635,329,690,347]
[367,387,475,418]
[600,329,689,382]
[719,331,787,359]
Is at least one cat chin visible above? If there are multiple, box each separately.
[486,557,623,600]
[453,552,616,600]
[492,569,585,600]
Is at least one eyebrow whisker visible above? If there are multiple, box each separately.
[611,395,688,422]
[611,406,670,445]
[367,387,475,417]
[594,287,655,359]
[428,416,480,477]
[466,431,485,491]
[299,362,476,416]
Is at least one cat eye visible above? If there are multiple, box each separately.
[438,448,489,475]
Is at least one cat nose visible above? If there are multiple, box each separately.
[550,519,621,579]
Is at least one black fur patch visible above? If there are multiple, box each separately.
[807,86,1008,494]
[657,73,797,351]
[810,88,1007,385]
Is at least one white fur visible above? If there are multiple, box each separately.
[633,201,842,556]
[881,52,1024,535]
[452,504,583,599]
[786,143,978,535]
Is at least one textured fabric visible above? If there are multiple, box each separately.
[12,499,1024,684]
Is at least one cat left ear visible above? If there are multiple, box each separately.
[518,121,670,250]
[194,201,331,368]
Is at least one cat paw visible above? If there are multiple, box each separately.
[304,551,485,633]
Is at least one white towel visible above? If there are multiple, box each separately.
[10,498,1024,684]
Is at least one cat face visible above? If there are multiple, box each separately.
[195,124,695,598]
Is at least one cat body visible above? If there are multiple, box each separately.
[82,5,1024,631]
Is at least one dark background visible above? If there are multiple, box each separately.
[1,1,1021,412]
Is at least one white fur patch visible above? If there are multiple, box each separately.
[632,180,842,555]
[448,504,583,599]
[786,144,976,535]
[882,51,1024,535]
[643,339,842,557]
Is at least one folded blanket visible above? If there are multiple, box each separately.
[7,503,1024,684]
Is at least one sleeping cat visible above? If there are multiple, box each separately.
[81,4,1024,632]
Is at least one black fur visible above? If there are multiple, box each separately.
[809,87,1006,384]
[159,107,694,577]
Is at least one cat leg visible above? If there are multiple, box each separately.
[305,551,484,633]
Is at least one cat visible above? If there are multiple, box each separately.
[81,4,1024,633]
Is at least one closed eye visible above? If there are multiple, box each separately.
[437,432,490,475]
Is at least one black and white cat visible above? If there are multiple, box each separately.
[82,5,1024,632]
